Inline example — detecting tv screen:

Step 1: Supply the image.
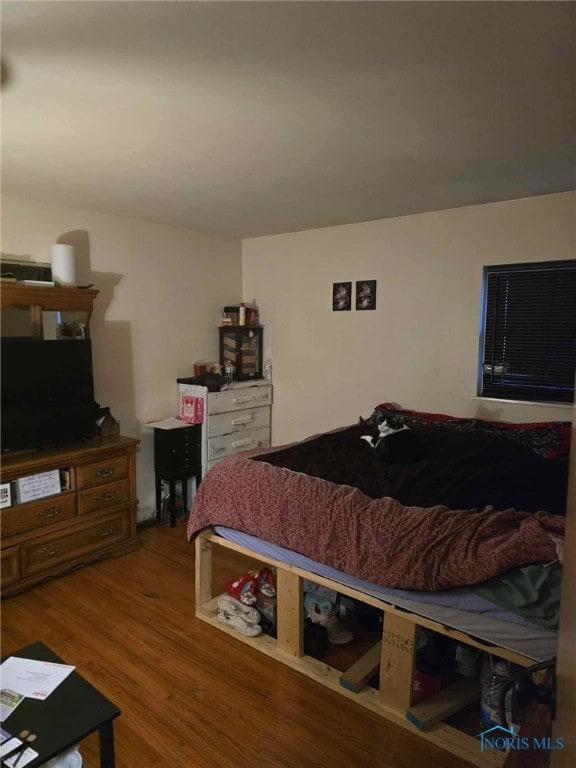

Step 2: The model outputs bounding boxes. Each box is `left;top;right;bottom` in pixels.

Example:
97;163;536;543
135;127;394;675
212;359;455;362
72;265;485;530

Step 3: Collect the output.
1;339;97;452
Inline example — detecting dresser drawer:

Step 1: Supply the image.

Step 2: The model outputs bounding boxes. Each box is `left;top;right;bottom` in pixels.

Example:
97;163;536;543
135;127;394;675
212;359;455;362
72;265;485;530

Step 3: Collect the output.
2;493;76;538
77;455;128;489
1;546;21;587
208;406;270;438
78;479;130;515
21;509;131;577
208;426;271;462
208;385;272;415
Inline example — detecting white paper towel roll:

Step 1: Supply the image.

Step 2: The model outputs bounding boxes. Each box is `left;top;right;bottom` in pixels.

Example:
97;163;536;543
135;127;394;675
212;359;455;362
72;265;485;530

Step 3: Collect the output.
51;244;76;286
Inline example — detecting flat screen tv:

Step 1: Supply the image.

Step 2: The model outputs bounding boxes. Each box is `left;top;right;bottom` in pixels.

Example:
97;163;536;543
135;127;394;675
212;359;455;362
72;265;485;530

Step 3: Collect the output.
1;339;97;452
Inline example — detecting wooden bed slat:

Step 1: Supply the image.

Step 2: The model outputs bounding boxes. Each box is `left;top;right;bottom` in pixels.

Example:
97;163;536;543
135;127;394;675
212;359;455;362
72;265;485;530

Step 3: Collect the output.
276;568;304;658
339;640;382;693
379;612;417;713
407;677;481;731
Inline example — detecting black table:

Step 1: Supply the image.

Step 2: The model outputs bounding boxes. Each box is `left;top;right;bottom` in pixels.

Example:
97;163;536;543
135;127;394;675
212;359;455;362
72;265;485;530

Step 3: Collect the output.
153;423;202;526
1;642;119;768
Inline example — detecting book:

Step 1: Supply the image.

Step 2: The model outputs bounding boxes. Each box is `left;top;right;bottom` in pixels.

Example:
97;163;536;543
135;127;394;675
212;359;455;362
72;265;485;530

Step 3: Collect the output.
17;280;55;287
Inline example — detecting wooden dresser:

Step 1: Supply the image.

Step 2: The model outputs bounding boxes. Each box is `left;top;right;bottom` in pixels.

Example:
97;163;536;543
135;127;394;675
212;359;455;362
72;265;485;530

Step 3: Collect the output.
1;436;140;597
1;283;141;595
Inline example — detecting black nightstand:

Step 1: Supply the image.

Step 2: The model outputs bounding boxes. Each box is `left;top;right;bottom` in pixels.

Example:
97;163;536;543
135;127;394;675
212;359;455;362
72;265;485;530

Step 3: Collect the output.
153;424;202;526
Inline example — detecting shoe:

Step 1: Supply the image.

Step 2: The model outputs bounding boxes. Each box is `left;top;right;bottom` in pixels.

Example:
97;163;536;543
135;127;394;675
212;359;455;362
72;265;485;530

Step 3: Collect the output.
226;572;258;606
308;602;354;645
217;594;261;624
255;567;276;598
217;609;262;637
304;593;333;614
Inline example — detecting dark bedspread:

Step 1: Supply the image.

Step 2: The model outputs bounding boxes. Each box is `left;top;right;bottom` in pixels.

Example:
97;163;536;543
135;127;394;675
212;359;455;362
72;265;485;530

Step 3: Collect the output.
252;423;568;515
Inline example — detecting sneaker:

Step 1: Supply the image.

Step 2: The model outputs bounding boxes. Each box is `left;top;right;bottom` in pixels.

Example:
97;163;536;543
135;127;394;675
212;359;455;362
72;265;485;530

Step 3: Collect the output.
226;572;258;606
255;567;277;598
217;594;261;624
308;602;353;645
217;609;262;637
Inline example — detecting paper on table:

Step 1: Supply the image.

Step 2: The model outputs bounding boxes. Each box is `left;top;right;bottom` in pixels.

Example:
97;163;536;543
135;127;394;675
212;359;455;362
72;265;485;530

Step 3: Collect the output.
145;417;190;430
3;745;39;767
0;657;75;701
0;689;25;721
0;736;23;758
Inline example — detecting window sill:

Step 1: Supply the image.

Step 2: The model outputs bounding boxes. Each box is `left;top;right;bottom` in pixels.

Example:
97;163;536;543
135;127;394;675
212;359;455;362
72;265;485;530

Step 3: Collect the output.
473;396;572;410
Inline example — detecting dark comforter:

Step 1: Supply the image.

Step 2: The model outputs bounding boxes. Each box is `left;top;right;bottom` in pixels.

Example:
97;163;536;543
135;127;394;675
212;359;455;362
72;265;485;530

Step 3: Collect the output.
253;423;568;515
187;423;566;592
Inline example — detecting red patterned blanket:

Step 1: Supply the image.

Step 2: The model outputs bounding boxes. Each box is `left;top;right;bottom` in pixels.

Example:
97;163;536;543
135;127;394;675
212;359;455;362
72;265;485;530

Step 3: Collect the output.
187;451;564;592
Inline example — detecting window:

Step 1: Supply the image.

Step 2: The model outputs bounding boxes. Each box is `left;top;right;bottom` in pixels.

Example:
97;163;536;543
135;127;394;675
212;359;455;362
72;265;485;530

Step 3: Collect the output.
478;260;576;404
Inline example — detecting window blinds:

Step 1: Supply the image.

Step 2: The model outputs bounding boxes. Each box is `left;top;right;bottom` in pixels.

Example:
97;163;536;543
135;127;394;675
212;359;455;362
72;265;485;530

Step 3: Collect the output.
480;260;576;404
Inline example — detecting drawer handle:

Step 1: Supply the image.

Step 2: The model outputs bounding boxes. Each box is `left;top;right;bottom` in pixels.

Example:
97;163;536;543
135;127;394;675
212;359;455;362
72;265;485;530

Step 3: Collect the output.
96;490;116;503
232;396;255;404
95;525;114;537
39;543;62;558
232;415;254;426
232;437;254;449
38;506;61;519
94;466;115;478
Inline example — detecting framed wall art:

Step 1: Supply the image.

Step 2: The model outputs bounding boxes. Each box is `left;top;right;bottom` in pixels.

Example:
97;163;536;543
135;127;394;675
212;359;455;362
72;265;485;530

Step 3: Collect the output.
356;280;377;310
332;281;352;311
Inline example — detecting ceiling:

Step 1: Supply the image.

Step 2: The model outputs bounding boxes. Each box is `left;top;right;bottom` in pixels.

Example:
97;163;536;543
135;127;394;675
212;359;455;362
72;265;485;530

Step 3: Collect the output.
1;1;575;239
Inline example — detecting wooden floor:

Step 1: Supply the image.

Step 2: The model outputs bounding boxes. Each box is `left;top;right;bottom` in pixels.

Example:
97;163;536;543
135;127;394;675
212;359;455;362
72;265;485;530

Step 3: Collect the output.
1;525;476;768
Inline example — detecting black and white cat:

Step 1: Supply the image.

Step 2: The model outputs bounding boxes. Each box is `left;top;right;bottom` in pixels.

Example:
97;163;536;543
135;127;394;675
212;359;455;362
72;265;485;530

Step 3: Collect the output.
361;418;422;463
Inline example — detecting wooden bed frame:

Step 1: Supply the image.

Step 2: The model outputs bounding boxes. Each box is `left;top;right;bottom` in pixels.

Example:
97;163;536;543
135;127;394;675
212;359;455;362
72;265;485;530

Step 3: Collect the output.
195;528;540;768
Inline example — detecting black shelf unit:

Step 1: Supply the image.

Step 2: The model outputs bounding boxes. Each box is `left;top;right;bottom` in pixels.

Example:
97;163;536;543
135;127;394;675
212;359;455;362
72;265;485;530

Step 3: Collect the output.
153;423;202;526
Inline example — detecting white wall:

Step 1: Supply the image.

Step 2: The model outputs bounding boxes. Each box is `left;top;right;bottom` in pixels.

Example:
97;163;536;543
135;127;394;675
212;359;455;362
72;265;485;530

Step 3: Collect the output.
1;195;242;521
242;192;575;446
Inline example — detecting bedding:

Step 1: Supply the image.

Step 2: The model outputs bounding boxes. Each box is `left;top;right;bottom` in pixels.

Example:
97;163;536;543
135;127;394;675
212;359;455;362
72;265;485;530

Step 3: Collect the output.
250;421;568;514
187;406;567;593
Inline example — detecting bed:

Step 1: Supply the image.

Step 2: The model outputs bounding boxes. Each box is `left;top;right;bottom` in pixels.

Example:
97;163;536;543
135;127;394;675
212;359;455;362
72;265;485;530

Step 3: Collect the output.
188;403;569;767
